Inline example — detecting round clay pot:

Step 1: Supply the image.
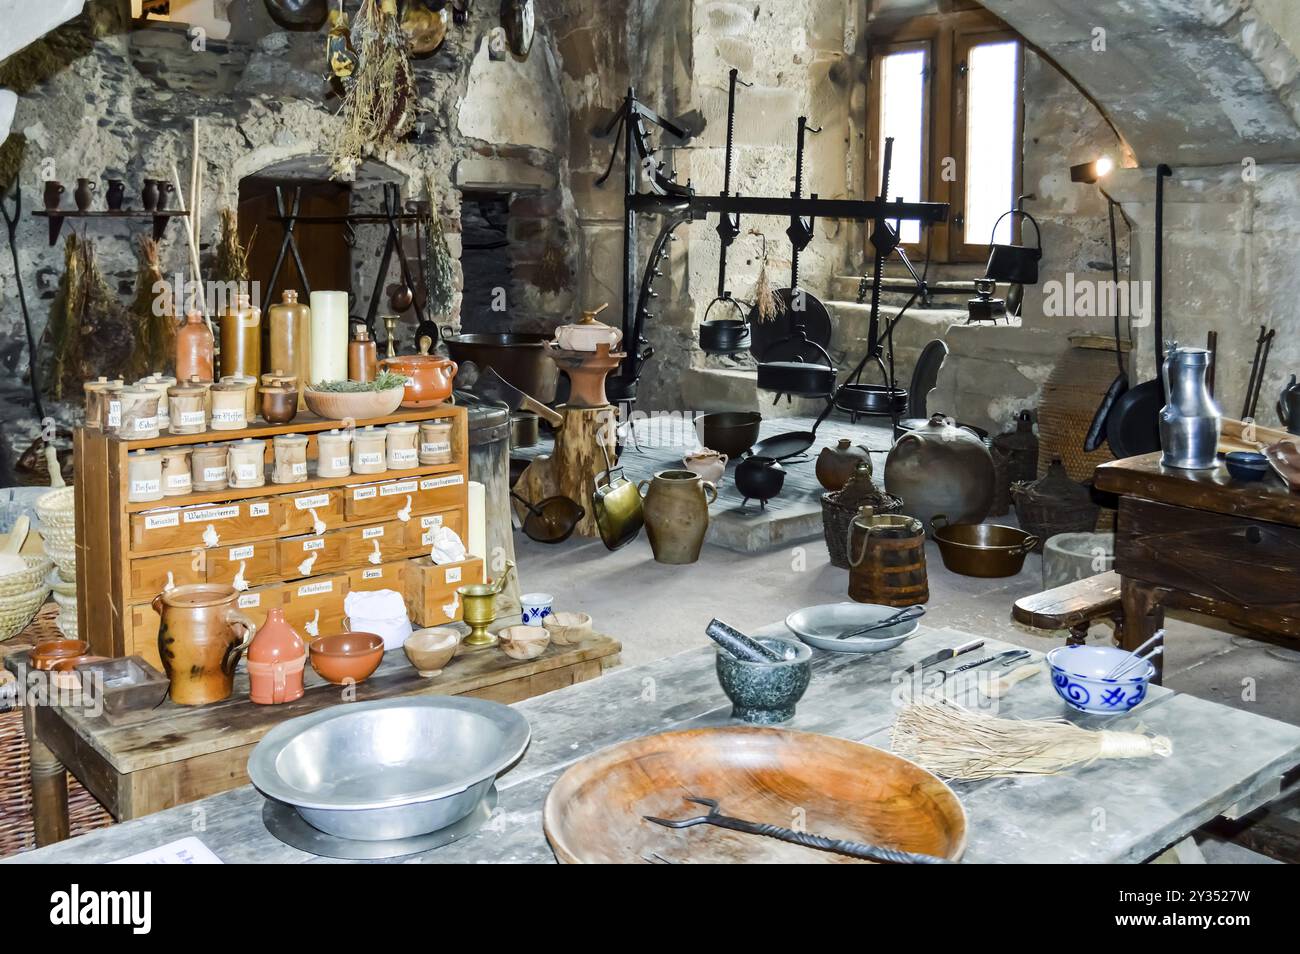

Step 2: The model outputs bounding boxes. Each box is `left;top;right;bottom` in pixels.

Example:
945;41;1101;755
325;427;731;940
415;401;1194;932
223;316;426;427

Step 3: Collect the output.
379;354;458;408
884;413;995;533
637;469;717;565
152;585;256;706
815;438;872;491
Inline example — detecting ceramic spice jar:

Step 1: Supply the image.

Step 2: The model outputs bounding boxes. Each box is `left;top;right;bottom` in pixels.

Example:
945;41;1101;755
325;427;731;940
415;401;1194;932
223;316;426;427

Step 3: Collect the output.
191;443;230;492
137;375;174;431
316;429;353;478
227;438;267;489
260;385;298;426
385;422;419;470
168;378;209;435
246;608;307;706
418;419;454;465
209;381;249;431
83;376;123;429
273;433;310;485
127;450;164;503
97;383;125;433
118;386;161;439
219;374;258;420
352;426;387;475
161;448;193;497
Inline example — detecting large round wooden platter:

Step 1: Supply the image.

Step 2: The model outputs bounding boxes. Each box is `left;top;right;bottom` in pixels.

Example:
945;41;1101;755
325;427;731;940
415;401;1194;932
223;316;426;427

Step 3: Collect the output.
543;727;966;864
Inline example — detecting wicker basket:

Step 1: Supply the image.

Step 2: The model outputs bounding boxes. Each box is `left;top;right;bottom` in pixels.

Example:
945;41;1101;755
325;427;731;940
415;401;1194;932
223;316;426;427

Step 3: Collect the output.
0;555;54;598
0;587;50;642
1011;459;1099;552
1038;335;1126;482
35;486;75;529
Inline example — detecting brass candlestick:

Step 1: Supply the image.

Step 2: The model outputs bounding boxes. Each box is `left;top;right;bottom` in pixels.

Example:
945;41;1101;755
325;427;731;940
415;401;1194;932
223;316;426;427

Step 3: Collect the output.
382;314;399;359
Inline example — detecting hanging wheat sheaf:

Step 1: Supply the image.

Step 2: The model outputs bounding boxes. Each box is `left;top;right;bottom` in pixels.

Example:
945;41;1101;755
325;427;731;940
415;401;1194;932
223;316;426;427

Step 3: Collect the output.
330;0;417;179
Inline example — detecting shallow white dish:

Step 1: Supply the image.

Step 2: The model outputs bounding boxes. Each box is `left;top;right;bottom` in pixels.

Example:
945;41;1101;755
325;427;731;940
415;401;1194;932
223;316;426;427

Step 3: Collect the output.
784;602;921;654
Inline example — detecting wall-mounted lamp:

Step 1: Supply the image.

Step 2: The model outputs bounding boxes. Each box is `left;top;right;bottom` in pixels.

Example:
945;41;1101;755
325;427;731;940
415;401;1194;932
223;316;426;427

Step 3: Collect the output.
1070;156;1114;184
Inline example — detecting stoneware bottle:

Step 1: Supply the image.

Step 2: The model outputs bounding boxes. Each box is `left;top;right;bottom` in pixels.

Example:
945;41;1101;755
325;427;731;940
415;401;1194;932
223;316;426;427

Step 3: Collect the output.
815;438;872;492
267;289;312;407
348;325;378;382
219;293;262;382
175;310;215;383
247;608;306;706
152;584;256;706
637;469;717;565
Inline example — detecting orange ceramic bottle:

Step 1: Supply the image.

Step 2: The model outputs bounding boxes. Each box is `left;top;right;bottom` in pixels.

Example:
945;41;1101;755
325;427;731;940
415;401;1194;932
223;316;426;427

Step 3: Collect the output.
246;608;307;705
175;311;215;383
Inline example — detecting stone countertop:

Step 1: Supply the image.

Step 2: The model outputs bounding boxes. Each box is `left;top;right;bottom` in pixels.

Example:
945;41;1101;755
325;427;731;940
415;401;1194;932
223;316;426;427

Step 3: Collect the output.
10;622;1300;864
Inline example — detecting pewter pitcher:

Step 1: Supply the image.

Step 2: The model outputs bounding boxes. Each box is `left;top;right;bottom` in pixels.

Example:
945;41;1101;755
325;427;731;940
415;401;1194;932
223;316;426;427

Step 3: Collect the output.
1159;346;1220;469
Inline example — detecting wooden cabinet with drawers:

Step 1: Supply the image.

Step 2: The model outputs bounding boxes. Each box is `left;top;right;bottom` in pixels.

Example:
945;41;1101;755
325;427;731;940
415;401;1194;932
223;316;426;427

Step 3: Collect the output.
75;405;472;659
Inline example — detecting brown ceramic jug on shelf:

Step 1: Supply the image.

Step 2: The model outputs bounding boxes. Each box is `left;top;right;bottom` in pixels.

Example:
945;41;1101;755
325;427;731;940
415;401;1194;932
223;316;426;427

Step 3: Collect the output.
638;469;717;565
175;310;215;383
153;584;256;706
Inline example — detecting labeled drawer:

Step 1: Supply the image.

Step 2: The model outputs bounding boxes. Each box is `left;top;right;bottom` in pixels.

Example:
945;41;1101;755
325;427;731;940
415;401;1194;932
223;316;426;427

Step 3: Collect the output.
232;582;287;628
282;574;348;639
405;556;484;627
276;488;346;535
278;531;349;579
340;520;422;569
207;539;280;590
347;560;407;595
344;473;467;522
129;552;206;601
405;507;467;550
130;499;278;554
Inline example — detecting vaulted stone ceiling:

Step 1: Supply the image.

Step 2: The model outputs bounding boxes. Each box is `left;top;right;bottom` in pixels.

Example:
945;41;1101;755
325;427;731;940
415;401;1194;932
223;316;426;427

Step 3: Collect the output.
977;0;1300;166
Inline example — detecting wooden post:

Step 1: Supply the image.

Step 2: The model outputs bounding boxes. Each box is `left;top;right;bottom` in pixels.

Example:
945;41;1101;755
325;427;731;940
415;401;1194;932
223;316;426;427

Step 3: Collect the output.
514;405;617;538
24;704;70;846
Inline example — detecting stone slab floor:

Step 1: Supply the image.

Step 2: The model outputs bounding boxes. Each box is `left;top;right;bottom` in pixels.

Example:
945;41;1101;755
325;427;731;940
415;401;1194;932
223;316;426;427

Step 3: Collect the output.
513;526;1300;863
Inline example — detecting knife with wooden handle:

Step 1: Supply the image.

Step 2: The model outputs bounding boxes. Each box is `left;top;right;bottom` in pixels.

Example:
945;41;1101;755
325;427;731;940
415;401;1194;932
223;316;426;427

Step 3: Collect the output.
902;639;983;675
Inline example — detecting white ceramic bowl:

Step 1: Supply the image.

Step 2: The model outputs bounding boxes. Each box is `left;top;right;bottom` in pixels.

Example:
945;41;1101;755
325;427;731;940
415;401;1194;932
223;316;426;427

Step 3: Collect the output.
1045;645;1154;715
784;602;921;654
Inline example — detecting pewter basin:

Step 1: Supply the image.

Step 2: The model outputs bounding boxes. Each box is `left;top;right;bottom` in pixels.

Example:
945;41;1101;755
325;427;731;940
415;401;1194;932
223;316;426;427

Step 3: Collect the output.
248;697;530;841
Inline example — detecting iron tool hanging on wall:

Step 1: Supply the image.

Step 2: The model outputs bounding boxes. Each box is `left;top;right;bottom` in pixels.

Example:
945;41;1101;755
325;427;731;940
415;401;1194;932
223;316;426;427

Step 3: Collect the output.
500;0;535;59
700;68;753;356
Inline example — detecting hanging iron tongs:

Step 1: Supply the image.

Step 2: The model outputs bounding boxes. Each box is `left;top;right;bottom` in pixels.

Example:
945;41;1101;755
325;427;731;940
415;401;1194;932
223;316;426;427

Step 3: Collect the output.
714;68;752;301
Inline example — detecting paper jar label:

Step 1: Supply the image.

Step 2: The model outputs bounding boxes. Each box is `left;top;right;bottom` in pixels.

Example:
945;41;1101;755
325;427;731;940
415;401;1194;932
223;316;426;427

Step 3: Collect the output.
212;408;243;423
132;416;158;433
234;464;258;481
330;456;349;470
165;474;191;489
291;462;308;476
202;466;226;482
107;401;121;427
357;452;383;467
421;441;451;455
131;479;160;495
391;450;418;465
178;411;206;426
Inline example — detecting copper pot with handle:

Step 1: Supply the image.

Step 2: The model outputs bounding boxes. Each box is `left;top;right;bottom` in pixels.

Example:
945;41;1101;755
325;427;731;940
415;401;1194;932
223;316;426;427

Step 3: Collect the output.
929;515;1037;579
152;584;256;705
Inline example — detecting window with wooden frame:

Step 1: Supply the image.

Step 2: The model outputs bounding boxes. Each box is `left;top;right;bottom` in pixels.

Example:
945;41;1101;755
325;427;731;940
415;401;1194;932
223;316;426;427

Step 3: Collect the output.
866;4;1025;264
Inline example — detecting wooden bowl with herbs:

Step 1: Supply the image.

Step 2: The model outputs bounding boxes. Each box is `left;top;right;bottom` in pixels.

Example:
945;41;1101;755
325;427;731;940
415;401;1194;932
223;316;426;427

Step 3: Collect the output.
304;373;407;421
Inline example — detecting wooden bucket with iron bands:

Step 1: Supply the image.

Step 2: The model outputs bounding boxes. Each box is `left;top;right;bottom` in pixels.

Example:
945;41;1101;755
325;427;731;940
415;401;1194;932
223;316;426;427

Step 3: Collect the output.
847;511;929;608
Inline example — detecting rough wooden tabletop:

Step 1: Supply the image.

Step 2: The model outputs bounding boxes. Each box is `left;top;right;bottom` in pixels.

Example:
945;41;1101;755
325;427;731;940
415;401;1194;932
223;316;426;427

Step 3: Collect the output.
11;622;1300;864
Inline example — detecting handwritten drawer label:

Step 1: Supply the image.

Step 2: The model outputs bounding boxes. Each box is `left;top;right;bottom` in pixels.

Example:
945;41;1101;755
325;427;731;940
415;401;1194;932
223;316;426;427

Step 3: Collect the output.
419;515;446;530
295;493;330;511
301;539;325;552
237;593;261;609
445;567;463;584
362;568;384;580
380;480;418;497
352;487;378;501
144;512;180;530
228;545;255;561
362;526;385;540
185;505;238;524
249;503;270;518
297;580;333;597
421;475;464;490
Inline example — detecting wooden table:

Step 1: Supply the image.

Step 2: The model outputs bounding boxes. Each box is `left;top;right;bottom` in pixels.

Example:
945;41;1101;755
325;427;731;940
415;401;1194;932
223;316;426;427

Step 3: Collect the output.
10;622;1299;864
1094;451;1300;679
5;631;620;847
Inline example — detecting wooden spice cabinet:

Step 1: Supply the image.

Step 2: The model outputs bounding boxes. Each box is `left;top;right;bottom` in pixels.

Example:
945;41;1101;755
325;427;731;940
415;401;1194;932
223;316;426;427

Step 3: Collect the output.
75;406;479;669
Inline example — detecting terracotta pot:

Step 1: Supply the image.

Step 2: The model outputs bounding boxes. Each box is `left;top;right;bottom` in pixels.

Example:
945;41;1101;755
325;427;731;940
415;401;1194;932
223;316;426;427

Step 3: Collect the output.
380;353;458;408
175;310;214;383
247;608;306;705
638;469;717;565
152;584;256;706
884;413;995;533
260;386;298;425
816;438;872;491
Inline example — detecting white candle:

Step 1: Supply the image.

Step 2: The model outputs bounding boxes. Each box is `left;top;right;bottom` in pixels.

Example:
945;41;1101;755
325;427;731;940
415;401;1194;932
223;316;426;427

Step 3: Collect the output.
307;291;349;384
468;480;487;560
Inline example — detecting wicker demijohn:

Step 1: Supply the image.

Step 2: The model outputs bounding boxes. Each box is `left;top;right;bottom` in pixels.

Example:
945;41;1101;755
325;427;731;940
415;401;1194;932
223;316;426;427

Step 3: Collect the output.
993;410;1039;484
847;510;928;607
821;462;902;569
1038;336;1126;481
1011;457;1099;552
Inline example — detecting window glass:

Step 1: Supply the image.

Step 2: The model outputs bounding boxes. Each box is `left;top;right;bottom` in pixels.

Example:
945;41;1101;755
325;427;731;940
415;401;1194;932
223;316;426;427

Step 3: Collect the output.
964;39;1020;246
879;48;927;245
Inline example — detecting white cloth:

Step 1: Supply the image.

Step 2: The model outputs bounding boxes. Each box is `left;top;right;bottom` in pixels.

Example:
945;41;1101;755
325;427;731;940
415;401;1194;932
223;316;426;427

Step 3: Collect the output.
429;526;468;565
343;589;412;651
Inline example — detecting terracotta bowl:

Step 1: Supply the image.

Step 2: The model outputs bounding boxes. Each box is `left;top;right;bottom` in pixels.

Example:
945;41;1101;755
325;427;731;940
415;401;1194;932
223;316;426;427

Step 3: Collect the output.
404;627;461;677
1263;440;1300;491
542;611;592;646
309;632;386;685
499;625;550;661
303;386;405;422
30;639;91;671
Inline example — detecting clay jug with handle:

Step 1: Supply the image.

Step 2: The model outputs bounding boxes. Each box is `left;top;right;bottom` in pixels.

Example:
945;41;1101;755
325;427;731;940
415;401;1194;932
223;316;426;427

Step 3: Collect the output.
247;608;306;705
153;584;256;705
637;469;717;565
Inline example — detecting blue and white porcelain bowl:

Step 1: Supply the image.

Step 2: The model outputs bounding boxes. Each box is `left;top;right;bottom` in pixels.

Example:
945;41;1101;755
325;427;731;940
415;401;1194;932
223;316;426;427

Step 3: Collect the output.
1045;645;1154;715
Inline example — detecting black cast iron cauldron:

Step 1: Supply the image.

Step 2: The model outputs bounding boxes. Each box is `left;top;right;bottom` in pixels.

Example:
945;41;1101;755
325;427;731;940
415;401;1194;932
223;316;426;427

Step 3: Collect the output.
735;456;786;508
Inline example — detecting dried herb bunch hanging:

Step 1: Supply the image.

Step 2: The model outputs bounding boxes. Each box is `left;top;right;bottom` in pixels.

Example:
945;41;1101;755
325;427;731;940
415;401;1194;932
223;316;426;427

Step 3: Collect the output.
125;237;175;381
214;208;256;284
329;0;417;179
44;233;132;399
750;229;781;322
423;176;456;317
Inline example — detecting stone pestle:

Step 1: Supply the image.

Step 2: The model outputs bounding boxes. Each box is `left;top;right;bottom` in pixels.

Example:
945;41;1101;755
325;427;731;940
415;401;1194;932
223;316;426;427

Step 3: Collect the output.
705;619;785;663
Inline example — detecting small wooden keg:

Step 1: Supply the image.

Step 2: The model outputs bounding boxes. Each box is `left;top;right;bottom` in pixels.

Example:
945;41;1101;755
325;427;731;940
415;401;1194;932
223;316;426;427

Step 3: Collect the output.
847;509;929;607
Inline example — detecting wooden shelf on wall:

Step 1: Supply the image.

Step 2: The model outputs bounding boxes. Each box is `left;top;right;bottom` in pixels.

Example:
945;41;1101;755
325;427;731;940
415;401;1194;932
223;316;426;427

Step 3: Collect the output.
32;209;191;245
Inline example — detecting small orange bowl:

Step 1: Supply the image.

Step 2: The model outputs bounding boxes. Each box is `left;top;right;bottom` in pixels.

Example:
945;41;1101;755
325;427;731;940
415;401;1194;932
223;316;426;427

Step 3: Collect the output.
309;632;385;685
30;639;91;671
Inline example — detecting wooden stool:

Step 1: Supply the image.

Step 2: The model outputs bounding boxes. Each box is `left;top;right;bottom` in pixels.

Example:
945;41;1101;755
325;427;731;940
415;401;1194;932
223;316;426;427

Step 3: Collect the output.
1012;570;1125;645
